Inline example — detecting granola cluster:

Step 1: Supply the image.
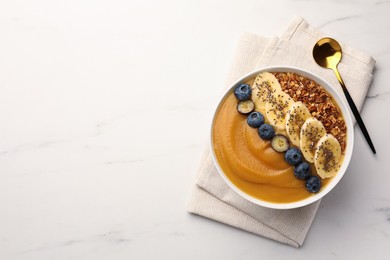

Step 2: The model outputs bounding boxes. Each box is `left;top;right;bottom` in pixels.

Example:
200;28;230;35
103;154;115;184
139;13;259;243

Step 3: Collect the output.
273;72;346;151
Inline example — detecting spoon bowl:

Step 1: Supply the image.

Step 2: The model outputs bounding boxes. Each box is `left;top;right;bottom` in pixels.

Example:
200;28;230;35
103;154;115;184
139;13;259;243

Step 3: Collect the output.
313;38;342;69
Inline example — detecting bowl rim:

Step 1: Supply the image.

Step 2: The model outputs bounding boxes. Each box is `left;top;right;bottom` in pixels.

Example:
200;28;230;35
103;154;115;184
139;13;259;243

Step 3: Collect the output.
210;65;354;209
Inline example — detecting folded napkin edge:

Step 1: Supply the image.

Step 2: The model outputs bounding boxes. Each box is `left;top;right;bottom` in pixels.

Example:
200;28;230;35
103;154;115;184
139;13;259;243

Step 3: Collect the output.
283;16;376;69
186;185;302;247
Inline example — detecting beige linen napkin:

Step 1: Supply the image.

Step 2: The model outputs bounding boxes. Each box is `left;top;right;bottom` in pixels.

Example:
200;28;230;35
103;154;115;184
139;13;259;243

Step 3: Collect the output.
186;17;375;247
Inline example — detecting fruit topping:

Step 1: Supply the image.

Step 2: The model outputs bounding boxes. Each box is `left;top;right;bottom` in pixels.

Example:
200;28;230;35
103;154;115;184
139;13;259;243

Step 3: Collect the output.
237;100;255;114
300;117;327;163
285;147;303;166
286;101;311;147
258;124;275;140
293;162;311;180
271;134;290;152
251;72;281;111
234;83;252;101
305;176;321;193
265;89;294;130
247;111;264;128
314;134;342;179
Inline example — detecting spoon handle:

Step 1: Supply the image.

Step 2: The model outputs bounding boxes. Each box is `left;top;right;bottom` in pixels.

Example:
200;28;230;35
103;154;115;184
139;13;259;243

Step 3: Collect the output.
333;68;376;154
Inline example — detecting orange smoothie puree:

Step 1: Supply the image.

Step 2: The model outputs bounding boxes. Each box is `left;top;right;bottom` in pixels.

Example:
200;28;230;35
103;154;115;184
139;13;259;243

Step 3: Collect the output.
212;92;330;203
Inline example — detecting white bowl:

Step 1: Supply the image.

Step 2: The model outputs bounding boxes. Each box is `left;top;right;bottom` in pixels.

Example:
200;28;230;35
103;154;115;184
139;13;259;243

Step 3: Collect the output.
210;66;354;209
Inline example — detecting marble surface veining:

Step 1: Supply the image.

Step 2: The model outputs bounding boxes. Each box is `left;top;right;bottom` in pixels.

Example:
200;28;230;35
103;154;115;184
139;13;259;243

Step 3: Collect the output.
0;0;389;259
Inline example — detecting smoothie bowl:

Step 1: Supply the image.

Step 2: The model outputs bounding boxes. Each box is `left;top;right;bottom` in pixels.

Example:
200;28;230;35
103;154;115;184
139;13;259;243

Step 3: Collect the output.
210;66;354;209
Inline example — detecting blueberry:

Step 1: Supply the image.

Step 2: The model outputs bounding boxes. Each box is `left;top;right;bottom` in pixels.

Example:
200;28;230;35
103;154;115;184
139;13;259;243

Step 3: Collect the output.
284;147;303;165
247;112;264;128
234;84;251;101
305;176;321;193
258;124;275;140
237;100;254;114
294;162;311;180
271;135;290;152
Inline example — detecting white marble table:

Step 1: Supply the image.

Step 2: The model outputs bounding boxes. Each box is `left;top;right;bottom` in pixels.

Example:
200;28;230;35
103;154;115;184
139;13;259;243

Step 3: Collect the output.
0;0;389;259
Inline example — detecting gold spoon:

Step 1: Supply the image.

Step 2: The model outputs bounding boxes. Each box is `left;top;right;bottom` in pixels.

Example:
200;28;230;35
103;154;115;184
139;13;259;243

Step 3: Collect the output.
313;37;376;154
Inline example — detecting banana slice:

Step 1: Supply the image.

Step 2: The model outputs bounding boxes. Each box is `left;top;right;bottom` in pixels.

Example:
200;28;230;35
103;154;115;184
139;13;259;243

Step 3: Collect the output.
251;72;281;112
265;89;294;130
300;117;326;163
314;134;342;179
285;101;311;147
